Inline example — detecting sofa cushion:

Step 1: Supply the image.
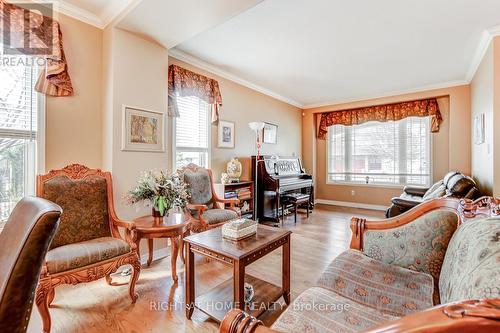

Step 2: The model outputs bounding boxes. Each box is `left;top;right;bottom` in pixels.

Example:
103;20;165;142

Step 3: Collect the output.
46;237;130;274
200;209;238;225
271;287;398;333
423;181;446;200
439;217;500;304
42;175;111;249
363;209;458;303
317;250;434;317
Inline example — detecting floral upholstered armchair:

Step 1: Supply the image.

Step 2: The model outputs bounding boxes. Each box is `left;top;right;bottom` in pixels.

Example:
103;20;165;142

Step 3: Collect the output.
35;164;141;333
179;164;240;234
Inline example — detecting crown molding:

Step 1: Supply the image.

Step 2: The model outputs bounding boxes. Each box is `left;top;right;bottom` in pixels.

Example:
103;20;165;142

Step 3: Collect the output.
52;1;103;28
302;79;469;109
169;49;304;108
465;25;500;82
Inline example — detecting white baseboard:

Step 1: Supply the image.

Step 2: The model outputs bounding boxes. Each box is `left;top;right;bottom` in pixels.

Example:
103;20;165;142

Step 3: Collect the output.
315;199;387;211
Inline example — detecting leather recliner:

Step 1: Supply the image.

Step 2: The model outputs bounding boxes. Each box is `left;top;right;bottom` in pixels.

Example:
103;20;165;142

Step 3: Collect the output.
386;171;480;218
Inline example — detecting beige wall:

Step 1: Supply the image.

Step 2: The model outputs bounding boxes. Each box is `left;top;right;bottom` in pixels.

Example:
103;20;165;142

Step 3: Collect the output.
303;85;471;207
471;44;494;195
45;14;103;170
169;58;303;181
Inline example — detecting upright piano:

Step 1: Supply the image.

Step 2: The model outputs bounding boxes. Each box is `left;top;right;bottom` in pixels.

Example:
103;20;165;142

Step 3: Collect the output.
252;155;314;222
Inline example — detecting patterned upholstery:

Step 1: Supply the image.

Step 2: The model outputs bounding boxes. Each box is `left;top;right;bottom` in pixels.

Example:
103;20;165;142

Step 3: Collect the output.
363;209;458;303
200;209;238;225
317;250;434;317
46;237;130;274
42;175;111;249
183;169;214;208
271;287;398;333
439;217;500;304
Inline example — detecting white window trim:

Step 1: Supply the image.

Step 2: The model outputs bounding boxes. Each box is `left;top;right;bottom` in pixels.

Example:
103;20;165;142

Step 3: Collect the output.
171;112;212;172
325;121;434;188
37;92;46;174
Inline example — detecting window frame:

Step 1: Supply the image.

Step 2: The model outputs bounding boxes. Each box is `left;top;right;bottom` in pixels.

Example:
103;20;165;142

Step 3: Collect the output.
171;98;212;172
325;119;433;188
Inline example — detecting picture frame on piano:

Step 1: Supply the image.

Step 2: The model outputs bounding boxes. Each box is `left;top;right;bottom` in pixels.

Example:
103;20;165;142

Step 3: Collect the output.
263;122;278;144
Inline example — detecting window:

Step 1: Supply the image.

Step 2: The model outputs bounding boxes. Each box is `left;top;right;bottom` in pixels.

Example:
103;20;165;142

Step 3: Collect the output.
327;117;431;186
173;95;210;170
0;55;43;220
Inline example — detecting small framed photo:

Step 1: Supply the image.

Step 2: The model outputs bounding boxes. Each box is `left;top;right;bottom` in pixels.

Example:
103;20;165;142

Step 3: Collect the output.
263;122;278;144
474;113;485;145
122;105;165;152
218;120;235;148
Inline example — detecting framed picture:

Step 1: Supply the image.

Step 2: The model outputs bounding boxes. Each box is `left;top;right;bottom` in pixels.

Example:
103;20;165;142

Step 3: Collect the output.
122;105;165;152
263;122;278;144
474;113;485;145
218;120;235;148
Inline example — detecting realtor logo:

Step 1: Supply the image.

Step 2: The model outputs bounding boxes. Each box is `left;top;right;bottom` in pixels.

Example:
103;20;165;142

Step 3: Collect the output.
2;1;54;55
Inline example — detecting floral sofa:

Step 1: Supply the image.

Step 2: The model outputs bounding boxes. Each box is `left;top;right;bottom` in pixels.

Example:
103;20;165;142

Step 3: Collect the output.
220;197;500;333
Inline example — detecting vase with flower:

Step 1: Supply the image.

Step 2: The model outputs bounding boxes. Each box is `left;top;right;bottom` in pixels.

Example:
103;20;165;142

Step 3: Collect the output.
126;170;190;218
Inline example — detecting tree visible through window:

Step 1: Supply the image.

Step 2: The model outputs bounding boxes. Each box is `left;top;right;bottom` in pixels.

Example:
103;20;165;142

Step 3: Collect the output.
174;95;210;170
327;117;431;186
0;55;41;220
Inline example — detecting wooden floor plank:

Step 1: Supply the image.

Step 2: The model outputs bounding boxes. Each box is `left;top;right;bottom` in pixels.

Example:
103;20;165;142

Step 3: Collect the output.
27;204;383;333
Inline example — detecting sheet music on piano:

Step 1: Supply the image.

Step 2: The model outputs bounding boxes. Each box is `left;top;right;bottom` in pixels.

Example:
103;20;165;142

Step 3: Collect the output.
252;155;314;222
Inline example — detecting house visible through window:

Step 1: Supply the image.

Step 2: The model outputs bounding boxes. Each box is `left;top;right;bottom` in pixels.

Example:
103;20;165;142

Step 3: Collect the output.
174;95;210;170
0;55;42;220
327;117;431;186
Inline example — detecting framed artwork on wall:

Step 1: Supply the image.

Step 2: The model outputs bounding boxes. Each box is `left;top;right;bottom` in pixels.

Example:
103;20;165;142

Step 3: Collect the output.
218;120;235;148
263;122;278;144
122;105;165;152
474;113;485;145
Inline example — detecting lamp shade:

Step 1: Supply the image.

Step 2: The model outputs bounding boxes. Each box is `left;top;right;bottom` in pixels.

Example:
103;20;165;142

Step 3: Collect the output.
248;121;265;131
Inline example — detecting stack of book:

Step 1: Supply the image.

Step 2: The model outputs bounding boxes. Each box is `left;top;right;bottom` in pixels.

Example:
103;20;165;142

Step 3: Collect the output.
225;191;238;199
236;187;252;201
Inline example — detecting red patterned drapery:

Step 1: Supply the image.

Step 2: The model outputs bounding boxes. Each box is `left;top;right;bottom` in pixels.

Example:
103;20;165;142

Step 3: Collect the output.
168;64;222;123
1;0;73;96
317;98;442;139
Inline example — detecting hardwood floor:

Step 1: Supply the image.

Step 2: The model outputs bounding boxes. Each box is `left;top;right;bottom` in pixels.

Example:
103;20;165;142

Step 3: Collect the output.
27;205;383;333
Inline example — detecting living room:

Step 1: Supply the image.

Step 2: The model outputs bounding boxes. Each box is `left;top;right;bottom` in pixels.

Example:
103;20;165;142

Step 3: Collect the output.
0;1;499;333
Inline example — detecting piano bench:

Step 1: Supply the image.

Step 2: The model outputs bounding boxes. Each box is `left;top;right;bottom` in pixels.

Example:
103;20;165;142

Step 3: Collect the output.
281;193;311;223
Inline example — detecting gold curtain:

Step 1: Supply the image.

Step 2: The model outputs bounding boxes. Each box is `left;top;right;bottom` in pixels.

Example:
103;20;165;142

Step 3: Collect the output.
317;98;442;139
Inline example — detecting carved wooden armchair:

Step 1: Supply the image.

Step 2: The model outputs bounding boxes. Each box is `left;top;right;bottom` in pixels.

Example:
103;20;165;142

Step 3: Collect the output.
178;164;240;260
219;197;500;333
35;164;141;333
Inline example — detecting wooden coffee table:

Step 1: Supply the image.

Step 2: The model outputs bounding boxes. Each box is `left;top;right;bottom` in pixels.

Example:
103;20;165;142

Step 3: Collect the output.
184;225;291;322
133;213;188;282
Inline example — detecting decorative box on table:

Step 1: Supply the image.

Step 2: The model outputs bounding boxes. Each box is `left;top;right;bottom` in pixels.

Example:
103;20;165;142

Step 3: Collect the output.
222;218;257;241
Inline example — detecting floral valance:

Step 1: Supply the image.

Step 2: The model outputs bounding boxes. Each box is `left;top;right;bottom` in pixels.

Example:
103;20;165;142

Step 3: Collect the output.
317;98;442;139
168;64;222;123
1;0;74;96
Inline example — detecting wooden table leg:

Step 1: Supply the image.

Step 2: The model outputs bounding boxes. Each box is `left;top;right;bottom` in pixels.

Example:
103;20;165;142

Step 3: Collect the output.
170;236;179;282
233;260;245;310
282;235;291;305
185;242;195;319
135;237;142;264
147;239;154;267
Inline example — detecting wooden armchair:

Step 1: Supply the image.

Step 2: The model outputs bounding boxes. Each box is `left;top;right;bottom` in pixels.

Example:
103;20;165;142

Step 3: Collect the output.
35;164;141;333
219;197;500;333
178;164;240;261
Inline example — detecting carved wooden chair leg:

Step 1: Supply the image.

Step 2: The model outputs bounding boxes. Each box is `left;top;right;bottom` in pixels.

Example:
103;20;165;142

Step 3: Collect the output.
128;255;141;303
35;280;52;333
47;288;55;307
180;228;190;264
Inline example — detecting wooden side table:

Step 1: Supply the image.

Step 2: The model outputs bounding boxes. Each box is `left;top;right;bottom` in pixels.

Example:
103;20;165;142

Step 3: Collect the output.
133;213;187;282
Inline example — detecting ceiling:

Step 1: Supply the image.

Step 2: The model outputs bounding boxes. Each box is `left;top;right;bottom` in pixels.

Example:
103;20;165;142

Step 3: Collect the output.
173;0;500;107
48;0;500;108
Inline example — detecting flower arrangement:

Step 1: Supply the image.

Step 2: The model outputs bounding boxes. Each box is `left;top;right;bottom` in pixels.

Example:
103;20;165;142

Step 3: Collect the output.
126;170;190;217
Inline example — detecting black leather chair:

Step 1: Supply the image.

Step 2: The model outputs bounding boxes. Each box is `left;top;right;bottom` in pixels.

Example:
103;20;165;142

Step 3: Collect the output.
386;171;480;217
0;197;62;333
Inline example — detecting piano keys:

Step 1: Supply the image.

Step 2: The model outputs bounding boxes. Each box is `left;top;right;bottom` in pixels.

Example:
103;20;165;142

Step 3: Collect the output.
252;155;314;222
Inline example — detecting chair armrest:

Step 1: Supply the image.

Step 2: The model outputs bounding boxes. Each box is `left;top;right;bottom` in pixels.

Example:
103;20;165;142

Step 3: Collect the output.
112;218;136;231
391;197;421;209
187;203;208;214
217;198;240;208
350;197;460;251
403;185;428;197
220;309;280;333
362;299;500;333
